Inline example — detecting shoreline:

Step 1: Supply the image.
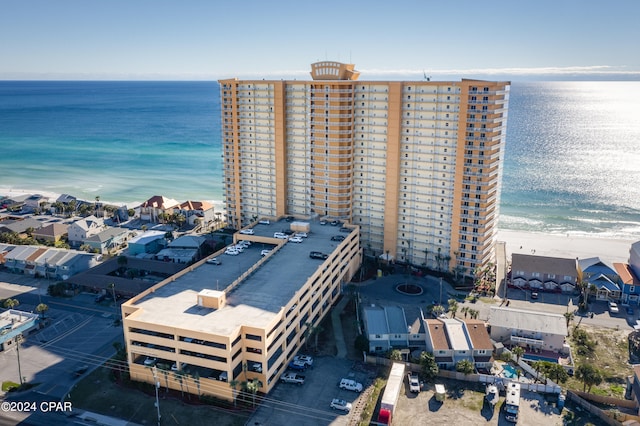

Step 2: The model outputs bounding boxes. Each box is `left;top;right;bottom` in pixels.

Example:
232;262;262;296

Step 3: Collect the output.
2;188;637;264
0;187;223;212
495;229;636;264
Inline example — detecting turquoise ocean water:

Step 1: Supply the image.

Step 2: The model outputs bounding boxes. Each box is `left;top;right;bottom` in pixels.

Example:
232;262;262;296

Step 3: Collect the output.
1;80;639;239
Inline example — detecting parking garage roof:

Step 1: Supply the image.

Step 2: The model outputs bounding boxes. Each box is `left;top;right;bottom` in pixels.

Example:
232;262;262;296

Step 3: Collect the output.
129;219;356;335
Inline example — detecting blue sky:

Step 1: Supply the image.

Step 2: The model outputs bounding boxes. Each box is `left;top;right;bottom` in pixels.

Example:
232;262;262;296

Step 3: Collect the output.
1;0;639;81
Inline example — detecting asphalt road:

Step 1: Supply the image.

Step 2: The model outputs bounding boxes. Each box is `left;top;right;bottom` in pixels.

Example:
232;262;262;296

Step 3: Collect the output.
0;271;124;425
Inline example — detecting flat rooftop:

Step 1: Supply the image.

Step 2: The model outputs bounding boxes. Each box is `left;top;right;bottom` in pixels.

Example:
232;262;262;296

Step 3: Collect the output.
130;219;355;335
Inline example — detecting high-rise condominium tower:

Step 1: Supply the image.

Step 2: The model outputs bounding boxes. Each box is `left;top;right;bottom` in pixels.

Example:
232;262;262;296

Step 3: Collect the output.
219;62;509;275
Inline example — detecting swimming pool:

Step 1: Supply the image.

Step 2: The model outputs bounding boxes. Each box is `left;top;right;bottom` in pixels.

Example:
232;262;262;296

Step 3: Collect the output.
502;364;518;379
522;354;558;363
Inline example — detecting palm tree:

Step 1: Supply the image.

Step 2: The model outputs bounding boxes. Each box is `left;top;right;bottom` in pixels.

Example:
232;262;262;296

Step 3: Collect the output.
3;298;19;310
563;311;575;330
173;371;184;397
245;379;262;407
193;371;201;399
575;364;603;392
448;299;458;318
229;379;240;407
36;303;48;319
512;345;525;363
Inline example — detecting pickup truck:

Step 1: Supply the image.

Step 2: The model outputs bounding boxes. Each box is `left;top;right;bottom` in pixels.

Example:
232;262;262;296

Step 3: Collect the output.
339;378;363;393
288;360;307;371
280;372;305;385
408;373;420;393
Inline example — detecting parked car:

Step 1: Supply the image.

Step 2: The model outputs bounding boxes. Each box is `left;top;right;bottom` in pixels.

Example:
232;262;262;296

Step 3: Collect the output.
319;220;328;225
294;354;314;367
339;227;350;233
258;219;270;225
295;232;308;238
239;229;254;235
206;258;221;265
274;232;288;239
339;378;363;393
531;291;539;299
225;248;239;255
143;357;157;366
233;245;244;252
330;398;352;412
250;362;262;373
288;360;307;371
280;372;305;385
261;249;272;256
330;220;340;226
218;371;228;382
331;235;345;242
285;216;295;222
609;301;619;314
408;373;420;393
309;251;328;260
289;236;303;243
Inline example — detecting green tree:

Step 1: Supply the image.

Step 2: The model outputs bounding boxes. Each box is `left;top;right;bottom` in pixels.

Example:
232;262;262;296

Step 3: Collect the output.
36;303;48;319
389;349;402;361
245;379;262;407
3;298;19;310
456;359;474;375
511;346;525;363
447;298;458;318
542;362;569;384
575;364;603;392
419;351;439;381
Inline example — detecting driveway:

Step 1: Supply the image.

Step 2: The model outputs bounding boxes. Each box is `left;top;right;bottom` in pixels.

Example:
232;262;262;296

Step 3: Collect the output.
248;357;376;426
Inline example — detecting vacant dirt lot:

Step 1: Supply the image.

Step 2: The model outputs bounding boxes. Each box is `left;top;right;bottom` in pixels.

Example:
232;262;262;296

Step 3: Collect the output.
393;379;568;426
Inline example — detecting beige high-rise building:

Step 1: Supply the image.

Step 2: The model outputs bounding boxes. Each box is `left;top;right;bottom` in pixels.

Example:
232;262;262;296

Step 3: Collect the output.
219;62;509;275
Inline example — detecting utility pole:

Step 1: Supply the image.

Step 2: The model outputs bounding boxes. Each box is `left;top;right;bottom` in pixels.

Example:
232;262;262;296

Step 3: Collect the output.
16;335;24;386
152;367;161;426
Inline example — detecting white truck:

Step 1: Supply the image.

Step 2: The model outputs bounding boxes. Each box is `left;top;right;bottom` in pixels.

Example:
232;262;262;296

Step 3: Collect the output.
378;362;405;424
280;372;305;385
339;378;363;392
407;372;420;393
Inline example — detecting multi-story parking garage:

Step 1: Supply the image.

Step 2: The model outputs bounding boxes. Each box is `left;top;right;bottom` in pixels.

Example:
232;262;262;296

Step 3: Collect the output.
121;218;360;401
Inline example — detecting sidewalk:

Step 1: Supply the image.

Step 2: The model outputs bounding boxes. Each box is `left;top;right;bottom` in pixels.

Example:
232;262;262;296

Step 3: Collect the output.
331;295;349;358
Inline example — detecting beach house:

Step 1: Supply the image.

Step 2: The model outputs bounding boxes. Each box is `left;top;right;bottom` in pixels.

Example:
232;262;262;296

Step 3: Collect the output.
578;257;621;302
423;317;493;370
362;305;425;353
67;215;104;247
32;223;68;244
175;201;215;227
489;306;568;355
510;254;578;293
139;195;179;223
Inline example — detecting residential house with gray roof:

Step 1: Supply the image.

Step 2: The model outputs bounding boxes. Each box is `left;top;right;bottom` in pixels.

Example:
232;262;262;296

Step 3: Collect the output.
362;305;424;353
68;215;104;247
32;223;68;244
489;306;568;354
84;227;130;254
511;253;578;293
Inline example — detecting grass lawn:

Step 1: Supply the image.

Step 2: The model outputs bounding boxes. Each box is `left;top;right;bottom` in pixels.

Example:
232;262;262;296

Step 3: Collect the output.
68;366;249;426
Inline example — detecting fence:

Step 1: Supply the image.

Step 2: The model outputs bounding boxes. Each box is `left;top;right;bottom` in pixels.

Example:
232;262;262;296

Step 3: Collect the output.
362;354;561;393
565;390;640;426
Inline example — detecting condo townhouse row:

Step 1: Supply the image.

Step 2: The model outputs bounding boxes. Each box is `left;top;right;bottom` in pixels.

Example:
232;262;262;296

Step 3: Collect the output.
510;240;640;304
122;218;361;402
0;243;98;280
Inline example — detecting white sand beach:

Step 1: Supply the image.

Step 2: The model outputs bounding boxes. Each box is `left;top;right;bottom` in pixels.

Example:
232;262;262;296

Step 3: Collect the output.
496;229;637;264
